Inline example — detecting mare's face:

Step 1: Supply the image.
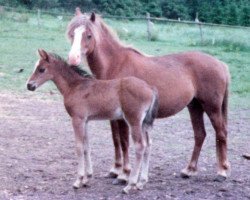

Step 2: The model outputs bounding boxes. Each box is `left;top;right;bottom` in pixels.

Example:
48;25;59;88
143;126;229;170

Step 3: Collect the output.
27;50;54;91
68;25;95;66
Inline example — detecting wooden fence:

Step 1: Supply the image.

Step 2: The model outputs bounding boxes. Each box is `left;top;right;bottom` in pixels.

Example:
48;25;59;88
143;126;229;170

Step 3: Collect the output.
1;5;250;43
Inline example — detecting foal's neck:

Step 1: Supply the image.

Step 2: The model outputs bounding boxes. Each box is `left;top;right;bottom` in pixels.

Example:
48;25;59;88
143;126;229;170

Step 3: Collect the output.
52;63;84;96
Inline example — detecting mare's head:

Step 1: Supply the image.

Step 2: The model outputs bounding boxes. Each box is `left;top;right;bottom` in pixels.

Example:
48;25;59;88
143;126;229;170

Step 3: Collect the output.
27;49;58;91
67;9;98;66
67;8;118;66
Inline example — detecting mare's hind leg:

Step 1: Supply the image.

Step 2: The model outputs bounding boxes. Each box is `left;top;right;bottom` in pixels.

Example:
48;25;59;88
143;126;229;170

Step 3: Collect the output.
108;120;123;178
181;99;206;178
205;108;230;181
113;120;130;185
137;130;151;190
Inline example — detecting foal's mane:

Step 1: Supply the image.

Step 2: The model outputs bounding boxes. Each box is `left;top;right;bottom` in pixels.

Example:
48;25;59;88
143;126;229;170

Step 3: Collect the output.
49;53;93;79
67;13;144;56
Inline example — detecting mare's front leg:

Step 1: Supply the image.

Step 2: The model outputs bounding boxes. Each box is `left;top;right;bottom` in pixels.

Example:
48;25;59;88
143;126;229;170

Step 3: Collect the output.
72;117;91;189
113;120;130;185
108;120;123;178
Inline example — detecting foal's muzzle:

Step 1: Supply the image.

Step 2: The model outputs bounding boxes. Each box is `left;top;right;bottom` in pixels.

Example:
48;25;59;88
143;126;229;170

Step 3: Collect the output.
27;83;36;91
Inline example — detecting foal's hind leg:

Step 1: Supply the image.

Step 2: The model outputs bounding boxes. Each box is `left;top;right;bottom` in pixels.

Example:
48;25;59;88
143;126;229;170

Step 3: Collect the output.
181;100;206;178
113;120;130;185
205;109;230;181
108;120;123;178
137;130;151;190
123;125;146;194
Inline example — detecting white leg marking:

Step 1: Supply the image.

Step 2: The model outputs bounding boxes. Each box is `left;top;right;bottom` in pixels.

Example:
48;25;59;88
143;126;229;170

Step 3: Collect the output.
137;131;151;190
72;118;89;189
123;125;145;194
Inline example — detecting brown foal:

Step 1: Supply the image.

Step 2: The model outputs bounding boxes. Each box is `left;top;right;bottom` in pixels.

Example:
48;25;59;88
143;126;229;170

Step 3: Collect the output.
26;50;158;193
67;9;231;188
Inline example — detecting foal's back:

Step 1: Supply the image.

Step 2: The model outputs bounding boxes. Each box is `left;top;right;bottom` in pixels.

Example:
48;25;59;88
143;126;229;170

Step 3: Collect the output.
64;77;156;121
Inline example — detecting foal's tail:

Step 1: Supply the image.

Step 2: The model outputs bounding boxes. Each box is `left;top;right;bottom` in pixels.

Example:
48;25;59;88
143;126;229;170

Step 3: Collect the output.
143;88;159;129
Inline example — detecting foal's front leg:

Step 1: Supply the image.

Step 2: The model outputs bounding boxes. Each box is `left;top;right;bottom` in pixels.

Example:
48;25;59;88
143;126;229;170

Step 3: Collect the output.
72;117;91;189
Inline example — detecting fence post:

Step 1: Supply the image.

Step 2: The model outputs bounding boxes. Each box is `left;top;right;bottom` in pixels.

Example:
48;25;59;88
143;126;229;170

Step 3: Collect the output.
146;12;152;41
37;9;41;27
195;12;203;44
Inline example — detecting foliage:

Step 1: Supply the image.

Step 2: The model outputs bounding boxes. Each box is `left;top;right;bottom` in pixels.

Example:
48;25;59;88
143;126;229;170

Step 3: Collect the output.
0;0;249;26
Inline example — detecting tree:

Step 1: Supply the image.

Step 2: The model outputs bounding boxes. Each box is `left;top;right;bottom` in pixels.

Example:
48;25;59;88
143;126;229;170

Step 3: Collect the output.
226;3;238;25
240;5;250;26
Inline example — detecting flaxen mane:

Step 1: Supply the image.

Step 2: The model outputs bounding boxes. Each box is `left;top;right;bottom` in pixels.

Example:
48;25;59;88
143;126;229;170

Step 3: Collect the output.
66;13;144;56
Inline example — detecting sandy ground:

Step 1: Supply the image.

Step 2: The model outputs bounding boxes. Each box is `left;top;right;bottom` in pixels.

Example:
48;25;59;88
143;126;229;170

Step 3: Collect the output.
0;92;249;200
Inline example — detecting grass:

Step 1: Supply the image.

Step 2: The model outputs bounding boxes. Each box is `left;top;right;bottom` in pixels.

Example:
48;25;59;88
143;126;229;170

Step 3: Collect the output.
0;11;249;109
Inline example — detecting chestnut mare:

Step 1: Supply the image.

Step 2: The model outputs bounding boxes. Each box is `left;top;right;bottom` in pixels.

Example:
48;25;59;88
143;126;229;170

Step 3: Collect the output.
27;50;158;193
67;10;230;185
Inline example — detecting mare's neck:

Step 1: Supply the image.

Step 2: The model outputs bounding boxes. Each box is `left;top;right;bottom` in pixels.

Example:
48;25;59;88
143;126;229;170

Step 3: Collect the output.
86;33;123;79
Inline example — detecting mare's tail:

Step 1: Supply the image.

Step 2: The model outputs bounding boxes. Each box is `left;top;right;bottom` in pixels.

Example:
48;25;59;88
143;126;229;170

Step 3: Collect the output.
222;83;229;125
143;88;159;129
222;63;230;125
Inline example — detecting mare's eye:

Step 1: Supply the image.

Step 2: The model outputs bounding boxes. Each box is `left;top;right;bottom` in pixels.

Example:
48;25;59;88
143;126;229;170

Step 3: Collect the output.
87;35;92;40
38;68;45;73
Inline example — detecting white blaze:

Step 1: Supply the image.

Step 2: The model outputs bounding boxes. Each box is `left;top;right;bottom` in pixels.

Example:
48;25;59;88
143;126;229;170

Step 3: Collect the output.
68;26;86;65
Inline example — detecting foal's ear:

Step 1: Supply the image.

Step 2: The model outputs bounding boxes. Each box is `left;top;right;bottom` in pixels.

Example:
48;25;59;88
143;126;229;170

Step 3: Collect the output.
75;7;82;16
38;49;49;61
90;12;95;22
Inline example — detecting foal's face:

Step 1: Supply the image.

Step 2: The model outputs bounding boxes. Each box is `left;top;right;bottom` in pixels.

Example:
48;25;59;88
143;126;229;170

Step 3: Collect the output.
27;50;54;91
68;15;96;66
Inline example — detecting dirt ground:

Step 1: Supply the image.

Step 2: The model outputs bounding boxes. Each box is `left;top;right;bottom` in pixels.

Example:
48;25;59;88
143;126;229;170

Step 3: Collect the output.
0;92;249;200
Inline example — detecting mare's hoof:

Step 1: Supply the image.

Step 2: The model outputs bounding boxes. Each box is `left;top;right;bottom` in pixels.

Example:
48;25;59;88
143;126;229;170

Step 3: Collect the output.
214;175;227;182
87;174;93;178
106;172;118;179
180;172;191;179
112;178;127;185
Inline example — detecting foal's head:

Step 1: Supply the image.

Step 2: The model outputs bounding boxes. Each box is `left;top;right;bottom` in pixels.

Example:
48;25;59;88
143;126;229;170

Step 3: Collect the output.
27;49;56;91
27;49;93;91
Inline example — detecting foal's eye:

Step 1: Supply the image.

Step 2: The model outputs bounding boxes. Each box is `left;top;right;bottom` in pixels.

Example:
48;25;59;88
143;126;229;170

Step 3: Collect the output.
87;35;92;40
38;68;45;73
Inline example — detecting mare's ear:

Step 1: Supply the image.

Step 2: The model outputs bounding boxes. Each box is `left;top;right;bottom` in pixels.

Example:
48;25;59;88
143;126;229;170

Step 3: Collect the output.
90;12;95;22
38;49;49;62
75;7;82;16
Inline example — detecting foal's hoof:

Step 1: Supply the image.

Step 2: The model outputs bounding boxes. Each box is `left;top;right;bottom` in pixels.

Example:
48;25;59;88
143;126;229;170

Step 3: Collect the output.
106;172;118;179
112;178;127;185
214;175;227;182
73;182;82;189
